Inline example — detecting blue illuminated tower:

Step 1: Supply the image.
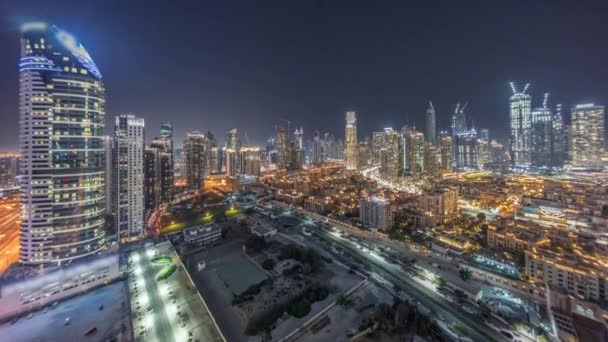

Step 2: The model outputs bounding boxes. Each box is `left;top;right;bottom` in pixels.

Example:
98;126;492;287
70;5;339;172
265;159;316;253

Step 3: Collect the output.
19;23;106;264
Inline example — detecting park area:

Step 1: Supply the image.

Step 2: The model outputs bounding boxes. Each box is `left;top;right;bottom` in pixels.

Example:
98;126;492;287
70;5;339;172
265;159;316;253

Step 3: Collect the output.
159;192;242;235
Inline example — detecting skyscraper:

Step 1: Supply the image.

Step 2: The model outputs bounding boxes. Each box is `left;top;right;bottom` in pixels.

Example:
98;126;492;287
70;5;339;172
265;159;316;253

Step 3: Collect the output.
239;147;261;176
571;104;605;170
425;101;436;144
439;132;453;172
160;121;173;149
454;131;479;170
294;128;304;150
531;93;553;167
114;114;145;240
407;129;424;178
19;23;106;264
552;104;566;167
183;131;207;190
509;82;532;165
311;130;324;166
378;128;402;182
345;111;358;169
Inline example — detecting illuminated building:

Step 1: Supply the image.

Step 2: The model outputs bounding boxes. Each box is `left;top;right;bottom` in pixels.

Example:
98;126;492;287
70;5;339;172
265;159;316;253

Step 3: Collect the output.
345;111;358;169
0;154;19;187
406;129;424;177
423;142;439;177
552;104;566;166
311;130;324;166
294;127;304;150
416;187;458;225
454;131;478;170
509;82;532;165
276;124;290;170
103;136;113;217
451;102;467;138
425;100;436;144
19;23;106;263
571;103;605;170
144;139;173;212
322;133;344;160
183;131;207;190
372;131;385;165
239;147;261;176
378;128;402;182
359;196;393;231
357;141;370;169
531;93;554;167
114;114;145;240
439;132;453;172
225;149;237;176
160;121;173;150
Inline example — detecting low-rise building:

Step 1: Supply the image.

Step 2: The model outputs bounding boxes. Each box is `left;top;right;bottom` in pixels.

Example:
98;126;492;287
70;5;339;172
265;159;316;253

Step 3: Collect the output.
183;224;222;246
359;196;393;231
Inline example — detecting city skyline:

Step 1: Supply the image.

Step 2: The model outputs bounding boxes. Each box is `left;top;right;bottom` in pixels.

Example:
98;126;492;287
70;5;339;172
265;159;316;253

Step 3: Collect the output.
1;0;608;151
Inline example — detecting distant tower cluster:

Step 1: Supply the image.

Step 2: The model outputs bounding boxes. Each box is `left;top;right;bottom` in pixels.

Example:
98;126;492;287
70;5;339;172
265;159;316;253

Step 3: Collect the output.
345;111;358;169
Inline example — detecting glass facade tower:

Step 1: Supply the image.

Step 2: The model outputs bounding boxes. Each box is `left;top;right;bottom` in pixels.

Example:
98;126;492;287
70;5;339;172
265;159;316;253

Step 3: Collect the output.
19;23;106;264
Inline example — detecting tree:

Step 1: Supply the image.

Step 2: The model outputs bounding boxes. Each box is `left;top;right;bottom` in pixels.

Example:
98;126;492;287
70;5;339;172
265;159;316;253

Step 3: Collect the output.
262;259;276;270
287;298;311;318
459;268;471;281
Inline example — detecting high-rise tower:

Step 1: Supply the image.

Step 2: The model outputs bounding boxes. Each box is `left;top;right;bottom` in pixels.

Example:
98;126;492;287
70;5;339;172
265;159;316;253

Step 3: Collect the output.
183;131;207;190
509;82;532;165
425;101;436;144
345;111;358;169
114;114;145;240
19;23;106;264
571;104;605;170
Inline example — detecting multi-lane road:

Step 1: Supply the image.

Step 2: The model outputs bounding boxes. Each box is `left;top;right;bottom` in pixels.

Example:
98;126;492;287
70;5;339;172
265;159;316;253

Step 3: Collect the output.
0;196;20;274
256;202;510;342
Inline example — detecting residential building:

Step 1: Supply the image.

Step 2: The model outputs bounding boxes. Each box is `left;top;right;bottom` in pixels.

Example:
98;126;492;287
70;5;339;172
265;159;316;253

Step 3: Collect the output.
359;196;393;231
19;23;107;264
114;114;145;240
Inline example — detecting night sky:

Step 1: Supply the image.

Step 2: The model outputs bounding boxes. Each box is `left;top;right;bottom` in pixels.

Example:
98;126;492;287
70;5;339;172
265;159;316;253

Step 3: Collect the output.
1;0;607;151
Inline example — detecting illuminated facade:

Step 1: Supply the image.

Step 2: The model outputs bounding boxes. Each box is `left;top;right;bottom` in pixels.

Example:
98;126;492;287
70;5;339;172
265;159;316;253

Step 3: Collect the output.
571;104;605;170
238;147;261;176
439;132;453;172
114;114;145;240
19;23;106;264
509;82;532;165
345;111;358;169
425;100;436;144
183;131;207;190
359;196;393;231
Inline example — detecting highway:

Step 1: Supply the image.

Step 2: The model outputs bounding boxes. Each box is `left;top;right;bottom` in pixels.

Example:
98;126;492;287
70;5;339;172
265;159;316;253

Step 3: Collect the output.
257;203;507;342
0;196;21;274
312;227;505;342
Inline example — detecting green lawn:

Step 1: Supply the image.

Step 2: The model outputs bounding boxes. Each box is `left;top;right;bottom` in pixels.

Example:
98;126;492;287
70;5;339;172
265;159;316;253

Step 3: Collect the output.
160;213;214;234
225;207;242;217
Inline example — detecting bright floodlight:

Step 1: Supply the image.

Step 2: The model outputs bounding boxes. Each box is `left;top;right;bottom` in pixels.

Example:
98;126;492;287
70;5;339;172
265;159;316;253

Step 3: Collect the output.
146;248;155;258
134;266;142;276
144;313;153;328
175;327;188;341
140;293;149;306
132;253;140;262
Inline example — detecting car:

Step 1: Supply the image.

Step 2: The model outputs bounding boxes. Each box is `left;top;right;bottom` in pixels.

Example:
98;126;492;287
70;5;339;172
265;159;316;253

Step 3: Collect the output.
26;313;33;320
64;317;71;326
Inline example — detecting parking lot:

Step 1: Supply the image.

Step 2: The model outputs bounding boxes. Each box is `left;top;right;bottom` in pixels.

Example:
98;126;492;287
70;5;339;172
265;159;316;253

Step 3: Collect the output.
0;281;132;342
127;241;225;342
